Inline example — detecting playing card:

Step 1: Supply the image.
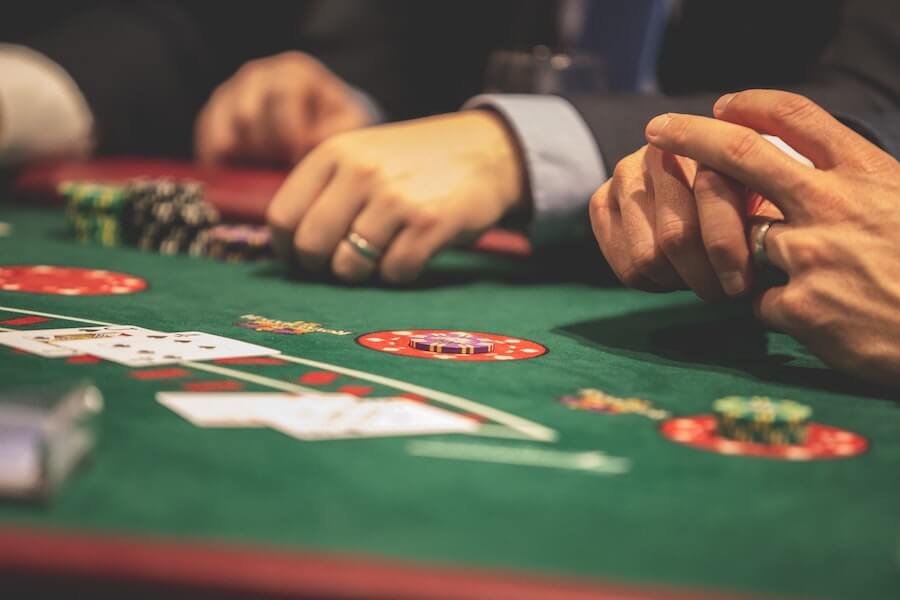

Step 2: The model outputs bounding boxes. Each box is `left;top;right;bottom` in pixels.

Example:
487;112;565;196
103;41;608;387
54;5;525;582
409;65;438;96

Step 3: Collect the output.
252;393;363;439
342;399;480;438
55;330;280;367
0;326;152;358
157;392;357;428
262;397;479;440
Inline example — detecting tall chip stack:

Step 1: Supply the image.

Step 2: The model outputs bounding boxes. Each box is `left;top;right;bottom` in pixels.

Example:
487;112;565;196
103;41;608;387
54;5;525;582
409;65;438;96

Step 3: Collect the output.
124;180;220;254
713;396;811;445
62;178;222;256
62;182;131;247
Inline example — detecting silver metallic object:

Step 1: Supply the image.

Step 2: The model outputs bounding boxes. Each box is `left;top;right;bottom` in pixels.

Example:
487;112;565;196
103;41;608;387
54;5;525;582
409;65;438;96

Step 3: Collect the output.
0;381;103;500
750;219;779;267
345;232;383;262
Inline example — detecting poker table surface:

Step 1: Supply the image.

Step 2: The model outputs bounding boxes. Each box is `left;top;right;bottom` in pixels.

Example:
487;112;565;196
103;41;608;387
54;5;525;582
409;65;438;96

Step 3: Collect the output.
1;204;899;600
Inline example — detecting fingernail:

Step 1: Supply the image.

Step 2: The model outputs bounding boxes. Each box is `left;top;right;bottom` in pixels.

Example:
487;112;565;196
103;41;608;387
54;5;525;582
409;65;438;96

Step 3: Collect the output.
719;270;746;297
645;114;671;139
713;93;736;116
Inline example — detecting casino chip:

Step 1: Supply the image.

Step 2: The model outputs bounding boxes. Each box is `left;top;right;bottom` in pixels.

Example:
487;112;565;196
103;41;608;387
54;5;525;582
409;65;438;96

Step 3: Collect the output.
357;330;547;362
713;396;811;445
659;415;868;461
197;225;273;262
408;332;494;355
0;265;147;296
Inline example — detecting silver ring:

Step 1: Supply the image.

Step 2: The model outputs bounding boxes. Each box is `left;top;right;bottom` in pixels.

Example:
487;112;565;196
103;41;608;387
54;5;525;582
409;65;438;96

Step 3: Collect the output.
345;232;382;262
749;219;779;266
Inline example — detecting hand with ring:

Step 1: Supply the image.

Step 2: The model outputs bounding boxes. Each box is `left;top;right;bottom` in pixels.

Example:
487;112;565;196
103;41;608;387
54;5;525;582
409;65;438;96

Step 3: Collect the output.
640;89;900;386
266;111;526;284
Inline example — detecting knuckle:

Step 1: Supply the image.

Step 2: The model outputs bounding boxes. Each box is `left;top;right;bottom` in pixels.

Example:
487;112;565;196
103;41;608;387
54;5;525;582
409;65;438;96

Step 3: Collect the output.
589;184;612;222
265;203;289;231
723;130;760;163
344;160;379;185
692;169;733;202
381;255;422;284
374;190;410;213
778;288;809;324
630;243;665;276
233;103;258;128
704;234;743;266
279;50;314;69
618;267;649;290
771;93;817;124
293;234;328;261
612;155;640;183
331;255;363;283
657;220;696;255
665;116;691;146
783;237;822;271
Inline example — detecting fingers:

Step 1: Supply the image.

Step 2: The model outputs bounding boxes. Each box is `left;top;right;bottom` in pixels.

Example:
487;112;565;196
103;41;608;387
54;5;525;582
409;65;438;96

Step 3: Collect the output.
692;165;751;296
645;113;813;222
647;147;724;301
292;162;371;271
331;193;407;282
589;177;665;291
755;221;790;272
754;286;794;334
194;51;364;166
616;155;683;289
713;89;876;170
266;144;337;237
380;210;460;284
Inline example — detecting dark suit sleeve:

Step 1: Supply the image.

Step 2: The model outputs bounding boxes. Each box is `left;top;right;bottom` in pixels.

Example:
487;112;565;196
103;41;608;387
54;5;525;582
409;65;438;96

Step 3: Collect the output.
565;0;900;168
838;113;900;159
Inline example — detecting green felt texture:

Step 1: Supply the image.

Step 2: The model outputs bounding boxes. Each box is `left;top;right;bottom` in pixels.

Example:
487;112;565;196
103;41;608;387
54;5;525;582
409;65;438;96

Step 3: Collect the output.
1;207;899;600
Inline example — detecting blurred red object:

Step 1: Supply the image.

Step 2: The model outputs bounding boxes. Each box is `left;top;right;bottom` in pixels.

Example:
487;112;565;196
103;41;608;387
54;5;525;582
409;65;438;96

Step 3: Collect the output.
12;157;286;224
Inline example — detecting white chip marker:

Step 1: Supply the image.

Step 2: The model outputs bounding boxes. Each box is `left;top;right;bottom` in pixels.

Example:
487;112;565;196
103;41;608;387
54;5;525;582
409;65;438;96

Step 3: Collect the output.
406;441;630;475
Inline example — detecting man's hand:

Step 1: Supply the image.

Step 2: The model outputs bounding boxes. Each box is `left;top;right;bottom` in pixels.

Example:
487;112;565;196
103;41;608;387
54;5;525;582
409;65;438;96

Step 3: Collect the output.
266;110;525;284
194;51;372;166
590;131;787;301
645;89;900;385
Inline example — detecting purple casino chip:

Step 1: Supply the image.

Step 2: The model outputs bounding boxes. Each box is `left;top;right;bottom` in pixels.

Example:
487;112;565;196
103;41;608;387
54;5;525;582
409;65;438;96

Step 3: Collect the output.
407;331;495;355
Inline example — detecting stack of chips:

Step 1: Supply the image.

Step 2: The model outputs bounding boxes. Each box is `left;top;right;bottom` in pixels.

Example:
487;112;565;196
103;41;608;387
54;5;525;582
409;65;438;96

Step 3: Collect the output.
194;224;273;262
61;178;276;261
124;180;220;254
714;396;811;445
61;178;230;257
62;182;131;247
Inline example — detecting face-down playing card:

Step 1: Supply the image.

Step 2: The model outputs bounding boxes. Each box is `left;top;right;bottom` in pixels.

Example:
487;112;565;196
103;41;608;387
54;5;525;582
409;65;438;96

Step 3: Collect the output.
53;330;280;366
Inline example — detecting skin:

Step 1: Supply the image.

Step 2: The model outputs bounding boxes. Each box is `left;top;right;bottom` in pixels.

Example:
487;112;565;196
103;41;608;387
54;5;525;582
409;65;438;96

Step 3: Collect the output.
590;128;785;302
606;90;900;385
266;110;525;284
194;51;371;166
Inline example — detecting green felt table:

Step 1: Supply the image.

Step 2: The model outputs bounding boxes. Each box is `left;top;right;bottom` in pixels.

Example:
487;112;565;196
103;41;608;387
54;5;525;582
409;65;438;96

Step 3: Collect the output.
0;206;898;600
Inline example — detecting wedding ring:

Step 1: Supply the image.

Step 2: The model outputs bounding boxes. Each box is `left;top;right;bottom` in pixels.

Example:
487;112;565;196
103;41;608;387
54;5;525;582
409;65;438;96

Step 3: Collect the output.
345;232;383;262
749;218;779;266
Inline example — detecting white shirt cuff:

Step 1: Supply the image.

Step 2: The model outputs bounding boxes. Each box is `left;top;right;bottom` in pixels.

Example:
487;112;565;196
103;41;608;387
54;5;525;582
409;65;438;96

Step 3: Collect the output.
0;44;95;166
463;94;607;245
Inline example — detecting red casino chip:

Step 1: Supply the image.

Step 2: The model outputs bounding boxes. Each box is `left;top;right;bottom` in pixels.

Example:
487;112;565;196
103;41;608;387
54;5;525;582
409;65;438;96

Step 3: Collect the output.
356;329;547;362
659;415;868;461
0;265;147;296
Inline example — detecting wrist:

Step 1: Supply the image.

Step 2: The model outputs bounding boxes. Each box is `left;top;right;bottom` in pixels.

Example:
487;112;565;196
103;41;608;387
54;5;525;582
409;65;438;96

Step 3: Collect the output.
465;110;530;217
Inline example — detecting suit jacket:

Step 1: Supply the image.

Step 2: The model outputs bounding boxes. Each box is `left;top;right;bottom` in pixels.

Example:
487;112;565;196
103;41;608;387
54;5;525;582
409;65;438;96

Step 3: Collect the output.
567;0;900;167
4;0;553;158
841;113;900;159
